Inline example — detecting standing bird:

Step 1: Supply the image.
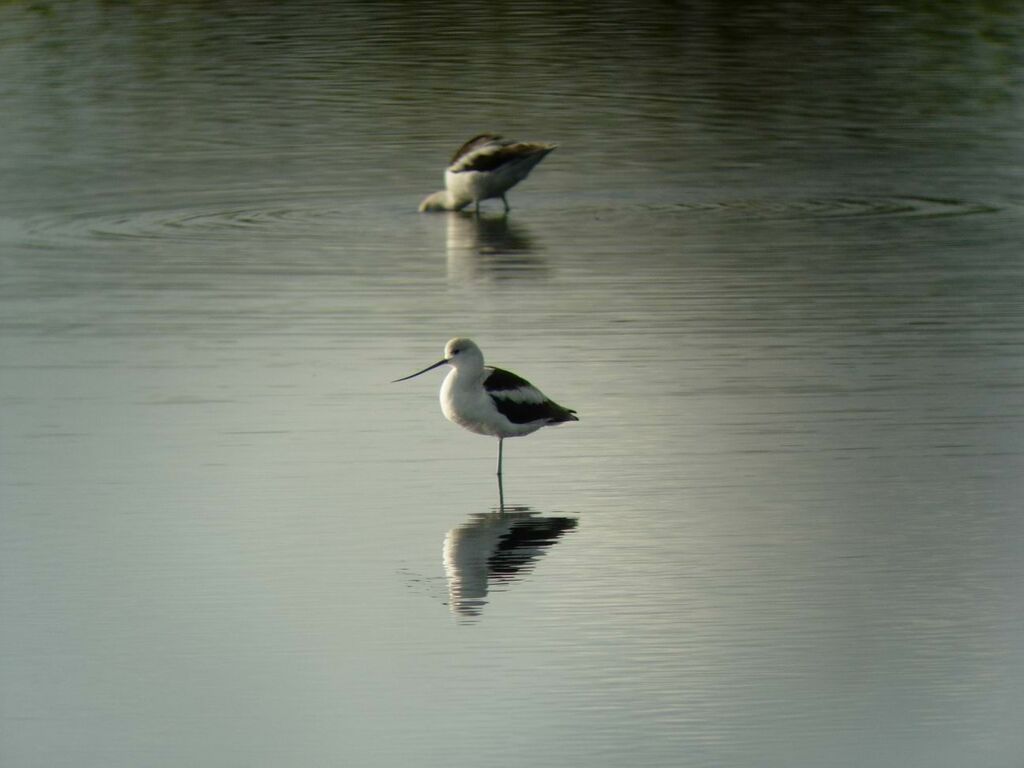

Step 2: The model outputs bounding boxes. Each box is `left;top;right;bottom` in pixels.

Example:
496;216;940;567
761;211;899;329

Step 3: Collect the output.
419;134;556;213
393;338;578;478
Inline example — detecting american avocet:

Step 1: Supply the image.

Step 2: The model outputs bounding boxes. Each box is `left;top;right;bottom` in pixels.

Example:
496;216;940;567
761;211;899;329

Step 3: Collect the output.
419;134;556;214
393;338;578;477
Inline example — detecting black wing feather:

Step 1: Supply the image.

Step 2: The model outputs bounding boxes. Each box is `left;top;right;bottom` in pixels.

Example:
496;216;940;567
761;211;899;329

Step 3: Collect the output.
453;144;554;174
485;367;534;392
450;133;503;165
453;145;520;173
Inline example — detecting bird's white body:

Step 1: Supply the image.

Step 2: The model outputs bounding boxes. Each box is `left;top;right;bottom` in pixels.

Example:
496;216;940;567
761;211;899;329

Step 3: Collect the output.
440;355;555;439
420;134;556;213
393;338;578;478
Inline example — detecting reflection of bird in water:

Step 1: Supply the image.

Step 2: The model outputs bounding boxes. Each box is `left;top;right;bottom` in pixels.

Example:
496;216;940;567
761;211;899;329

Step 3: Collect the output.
444;213;550;282
443;509;578;618
392;338;578;479
419;134;556;213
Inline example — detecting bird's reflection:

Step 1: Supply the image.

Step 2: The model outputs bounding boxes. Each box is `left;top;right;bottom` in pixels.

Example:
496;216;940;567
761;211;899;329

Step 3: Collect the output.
443;507;578;619
443;212;549;281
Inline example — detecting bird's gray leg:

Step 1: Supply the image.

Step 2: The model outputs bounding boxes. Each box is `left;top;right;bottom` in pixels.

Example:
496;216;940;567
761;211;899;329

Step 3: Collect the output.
501;194;510;213
474;199;481;216
496;438;503;477
497;471;505;513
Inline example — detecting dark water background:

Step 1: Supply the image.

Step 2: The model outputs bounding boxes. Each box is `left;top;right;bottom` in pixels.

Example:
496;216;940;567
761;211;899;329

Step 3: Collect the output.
2;2;1023;766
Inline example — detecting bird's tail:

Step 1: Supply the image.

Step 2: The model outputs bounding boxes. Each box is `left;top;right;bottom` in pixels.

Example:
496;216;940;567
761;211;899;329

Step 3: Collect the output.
555;407;579;423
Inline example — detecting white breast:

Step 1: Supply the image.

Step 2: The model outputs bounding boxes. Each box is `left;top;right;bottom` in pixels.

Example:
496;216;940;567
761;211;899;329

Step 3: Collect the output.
440;369;501;436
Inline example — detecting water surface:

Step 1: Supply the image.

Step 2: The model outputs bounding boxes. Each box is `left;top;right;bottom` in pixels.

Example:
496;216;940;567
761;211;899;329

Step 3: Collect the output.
2;3;1023;767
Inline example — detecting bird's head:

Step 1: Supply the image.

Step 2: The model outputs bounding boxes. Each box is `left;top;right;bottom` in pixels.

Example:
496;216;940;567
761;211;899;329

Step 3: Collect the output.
419;191;454;212
392;337;483;382
443;338;483;369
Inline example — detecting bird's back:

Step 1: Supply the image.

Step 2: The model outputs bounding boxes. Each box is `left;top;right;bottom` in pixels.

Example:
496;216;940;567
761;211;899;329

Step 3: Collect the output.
448;138;556;176
450;133;505;165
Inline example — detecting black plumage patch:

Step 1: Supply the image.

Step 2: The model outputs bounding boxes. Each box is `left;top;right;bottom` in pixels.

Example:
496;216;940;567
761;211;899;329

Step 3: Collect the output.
450;133;503;164
490;397;561;424
484;367;534;392
452;145;523;173
451;143;554;174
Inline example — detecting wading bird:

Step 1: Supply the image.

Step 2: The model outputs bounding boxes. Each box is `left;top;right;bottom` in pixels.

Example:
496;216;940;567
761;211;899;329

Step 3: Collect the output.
393;338;578;479
419;134;556;213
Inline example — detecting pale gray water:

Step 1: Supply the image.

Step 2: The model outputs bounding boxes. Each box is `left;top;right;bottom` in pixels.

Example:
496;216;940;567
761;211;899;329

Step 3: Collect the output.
2;2;1023;767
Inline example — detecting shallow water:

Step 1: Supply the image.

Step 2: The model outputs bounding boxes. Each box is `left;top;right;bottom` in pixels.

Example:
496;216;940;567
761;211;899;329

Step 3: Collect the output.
2;2;1023;767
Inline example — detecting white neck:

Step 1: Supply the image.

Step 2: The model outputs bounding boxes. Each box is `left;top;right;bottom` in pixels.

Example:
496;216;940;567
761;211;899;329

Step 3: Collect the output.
419;190;470;212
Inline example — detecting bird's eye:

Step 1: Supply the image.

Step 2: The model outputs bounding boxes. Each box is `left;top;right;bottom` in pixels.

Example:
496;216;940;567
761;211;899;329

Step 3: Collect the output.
451;348;460;355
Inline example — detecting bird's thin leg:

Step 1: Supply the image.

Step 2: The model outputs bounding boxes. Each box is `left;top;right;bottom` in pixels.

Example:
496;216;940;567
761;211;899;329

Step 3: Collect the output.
474;199;481;216
501;194;510;213
496;440;505;511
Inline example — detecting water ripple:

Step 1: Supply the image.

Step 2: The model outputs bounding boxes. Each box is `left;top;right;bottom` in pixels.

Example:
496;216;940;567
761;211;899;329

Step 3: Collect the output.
651;195;1000;220
21;200;364;245
14;195;1000;249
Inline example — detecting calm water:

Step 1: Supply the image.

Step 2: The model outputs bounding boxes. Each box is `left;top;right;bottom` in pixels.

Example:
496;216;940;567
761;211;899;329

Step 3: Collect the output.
2;2;1024;766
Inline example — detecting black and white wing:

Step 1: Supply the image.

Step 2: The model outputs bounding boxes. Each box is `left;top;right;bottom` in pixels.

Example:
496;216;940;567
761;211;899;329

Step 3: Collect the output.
449;133;506;166
484;367;578;425
448;135;555;175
